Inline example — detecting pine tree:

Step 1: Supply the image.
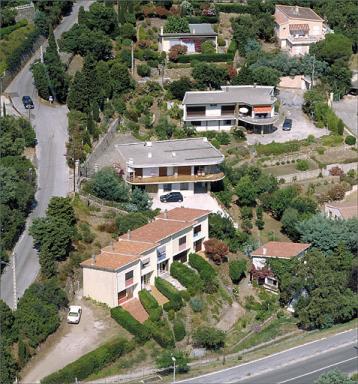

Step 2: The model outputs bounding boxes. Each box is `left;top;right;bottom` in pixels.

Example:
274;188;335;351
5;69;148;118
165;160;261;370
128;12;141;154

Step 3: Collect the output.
44;27;68;102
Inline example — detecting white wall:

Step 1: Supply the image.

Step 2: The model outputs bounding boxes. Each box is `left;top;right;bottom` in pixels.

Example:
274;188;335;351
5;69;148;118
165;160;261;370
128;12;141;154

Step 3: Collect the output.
205;105;221;117
83;268;117;308
116;261;141;298
252;257;267;270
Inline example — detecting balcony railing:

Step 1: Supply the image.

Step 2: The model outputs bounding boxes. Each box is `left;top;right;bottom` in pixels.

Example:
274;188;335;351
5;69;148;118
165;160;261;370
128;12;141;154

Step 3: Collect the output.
187;111;206;117
127;171;224;185
125;278;134;287
238;113;279;125
157;249;167;262
179;242;187;252
193;231;202;239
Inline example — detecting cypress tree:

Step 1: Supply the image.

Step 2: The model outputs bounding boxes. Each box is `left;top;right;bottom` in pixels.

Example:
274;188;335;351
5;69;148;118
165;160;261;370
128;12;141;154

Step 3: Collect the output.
78;6;86;25
67;71;89;112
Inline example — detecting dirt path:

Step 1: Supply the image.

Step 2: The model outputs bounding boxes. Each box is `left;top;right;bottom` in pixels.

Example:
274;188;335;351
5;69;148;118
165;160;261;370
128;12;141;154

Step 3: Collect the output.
20;295;124;383
217;301;244;331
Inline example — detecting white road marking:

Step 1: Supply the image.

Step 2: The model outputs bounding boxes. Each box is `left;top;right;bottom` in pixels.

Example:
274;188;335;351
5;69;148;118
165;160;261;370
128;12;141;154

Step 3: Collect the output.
277;356;357;383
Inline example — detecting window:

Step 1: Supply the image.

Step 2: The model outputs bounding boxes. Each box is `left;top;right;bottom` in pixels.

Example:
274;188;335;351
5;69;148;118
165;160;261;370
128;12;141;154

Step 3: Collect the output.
194;225;201;236
191;121;202;126
180;183;189;190
224;120;232;125
179;236;186;250
187;106;205;116
157;246;166;261
142;258;150;268
125;271;133;280
210;104;217;107
163;184;172;192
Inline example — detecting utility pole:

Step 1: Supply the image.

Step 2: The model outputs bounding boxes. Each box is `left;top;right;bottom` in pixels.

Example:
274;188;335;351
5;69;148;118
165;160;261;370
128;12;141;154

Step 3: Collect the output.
131;41;134;76
40;45;44;64
12;252;17;310
311;54;315;89
73;146;76;193
171;356;176;383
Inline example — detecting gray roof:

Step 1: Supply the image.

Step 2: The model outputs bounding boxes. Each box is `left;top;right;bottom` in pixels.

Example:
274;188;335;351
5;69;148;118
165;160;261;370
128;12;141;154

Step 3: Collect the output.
160;23;217;37
182;86;276;106
276;5;323;21
116;138;224;168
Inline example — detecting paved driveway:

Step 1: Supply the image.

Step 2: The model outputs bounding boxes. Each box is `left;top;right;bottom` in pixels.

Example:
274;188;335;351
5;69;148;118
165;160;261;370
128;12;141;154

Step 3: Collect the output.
247;89;329;145
332;95;358;136
152;193;225;215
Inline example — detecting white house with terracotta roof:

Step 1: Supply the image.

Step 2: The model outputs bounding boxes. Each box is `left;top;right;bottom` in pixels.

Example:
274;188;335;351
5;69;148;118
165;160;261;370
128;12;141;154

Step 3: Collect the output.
81;207;209;307
274;4;329;56
324;201;358;220
250;241;311;291
182;85;279;134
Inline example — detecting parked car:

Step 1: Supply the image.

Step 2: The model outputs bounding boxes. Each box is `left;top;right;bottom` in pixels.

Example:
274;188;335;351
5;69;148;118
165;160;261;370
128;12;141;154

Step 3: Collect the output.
67;305;82;324
282;118;292;131
160;192;183;203
22;96;34;109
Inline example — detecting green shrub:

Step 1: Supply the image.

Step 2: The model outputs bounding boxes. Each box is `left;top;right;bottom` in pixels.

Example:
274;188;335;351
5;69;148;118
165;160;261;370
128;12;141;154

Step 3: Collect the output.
137;63;151;77
295;159;310;171
188;253;218;293
138;290;162;322
168;309;175;321
186;16;218;24
173;319;186;342
110;307;151;343
193;327;225;350
144;319;175;348
321;135;344;147
41;338;135;384
229;260;247;284
177;53;234;64
155;277;183;311
345;135;356;145
227;40;237;56
256;141;300;156
216;131;231;145
0;19;28;39
190;297;204;312
170;261;203;295
180;290;191;301
201;40;216;55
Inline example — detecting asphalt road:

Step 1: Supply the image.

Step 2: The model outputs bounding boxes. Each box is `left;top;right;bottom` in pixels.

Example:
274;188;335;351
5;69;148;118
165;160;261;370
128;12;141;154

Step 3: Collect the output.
178;329;357;384
0;0;93;308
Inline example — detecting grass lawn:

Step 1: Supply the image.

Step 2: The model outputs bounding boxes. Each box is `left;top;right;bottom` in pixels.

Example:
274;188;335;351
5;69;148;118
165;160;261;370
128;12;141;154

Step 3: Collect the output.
264;159;318;177
0;24;35;72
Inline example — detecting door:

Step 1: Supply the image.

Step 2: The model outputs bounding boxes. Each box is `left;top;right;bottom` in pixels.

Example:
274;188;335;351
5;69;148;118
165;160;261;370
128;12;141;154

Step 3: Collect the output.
159;167;167;177
194;239;203;252
118;290;127;304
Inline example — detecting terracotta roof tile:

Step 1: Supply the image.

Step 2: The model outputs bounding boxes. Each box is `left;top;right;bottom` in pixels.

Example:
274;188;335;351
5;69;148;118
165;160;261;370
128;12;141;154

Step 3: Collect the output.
120;219;192;243
157;207;210;222
325;202;358;220
102;239;156;256
275;10;288;25
81;253;138;271
276;5;323;21
251;242;311;259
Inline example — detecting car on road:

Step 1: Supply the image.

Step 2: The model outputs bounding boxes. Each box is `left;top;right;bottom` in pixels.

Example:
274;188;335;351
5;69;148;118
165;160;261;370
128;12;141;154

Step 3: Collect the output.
67;305;82;324
160;192;183;203
282;118;292;131
22;96;34;109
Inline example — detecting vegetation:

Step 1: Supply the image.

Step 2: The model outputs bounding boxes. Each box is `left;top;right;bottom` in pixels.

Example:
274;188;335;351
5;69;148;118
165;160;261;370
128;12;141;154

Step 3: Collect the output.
110;307;151;343
170;261;203;295
41;338;135;384
193;326;225;350
164;16;189;33
204;238;229;264
155;277;183;311
188;253;218;293
173;319;186;342
314;370;356;384
138;290;162;322
229;260;247;284
156;350;189;373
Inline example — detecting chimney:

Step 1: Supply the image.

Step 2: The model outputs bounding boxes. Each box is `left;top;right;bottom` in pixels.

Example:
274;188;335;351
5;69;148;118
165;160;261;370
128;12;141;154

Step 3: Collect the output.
91;254;96;265
164;209;168;219
294;5;299;14
148;152;152;158
172;151;176;157
127;229;131;240
262;247;267;256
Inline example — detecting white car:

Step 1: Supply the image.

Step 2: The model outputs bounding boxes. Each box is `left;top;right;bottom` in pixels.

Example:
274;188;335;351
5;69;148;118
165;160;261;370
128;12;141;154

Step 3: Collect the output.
67;305;82;324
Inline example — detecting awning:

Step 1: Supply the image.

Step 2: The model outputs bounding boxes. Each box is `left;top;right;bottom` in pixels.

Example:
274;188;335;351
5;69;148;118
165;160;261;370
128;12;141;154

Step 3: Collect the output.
289;24;309;32
253;106;272;113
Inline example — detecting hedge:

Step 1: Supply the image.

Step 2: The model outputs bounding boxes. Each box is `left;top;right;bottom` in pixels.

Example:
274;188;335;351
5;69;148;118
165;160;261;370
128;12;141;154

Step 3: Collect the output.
215;3;251;13
145;319;175;348
41;338;135;384
110;307;151;343
256;141;301;156
138;289;162;322
188;253;218;293
155;277;183;311
186;16;219;24
170;261;203;295
0;19;28;39
177;53;234;63
173;319;186;342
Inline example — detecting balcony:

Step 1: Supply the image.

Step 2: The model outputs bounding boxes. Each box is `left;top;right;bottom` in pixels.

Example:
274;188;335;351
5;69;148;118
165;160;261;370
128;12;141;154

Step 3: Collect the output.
125;278;134;287
287;34;320;45
127;171;224;185
238;113;279;126
178;242;187;252
157;248;167;262
193;230;202;239
185;113;235;121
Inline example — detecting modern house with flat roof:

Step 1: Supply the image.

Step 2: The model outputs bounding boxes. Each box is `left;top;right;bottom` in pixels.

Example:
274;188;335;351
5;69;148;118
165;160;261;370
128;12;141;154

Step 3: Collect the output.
275;4;329;56
81;207;210;307
115;137;224;195
159;23;218;54
182;85;279;133
250;241;311;292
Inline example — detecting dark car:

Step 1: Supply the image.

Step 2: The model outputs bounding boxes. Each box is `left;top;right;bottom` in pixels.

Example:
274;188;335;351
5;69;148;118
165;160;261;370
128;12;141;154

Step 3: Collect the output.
160;192;183;203
22;96;34;109
282;118;292;131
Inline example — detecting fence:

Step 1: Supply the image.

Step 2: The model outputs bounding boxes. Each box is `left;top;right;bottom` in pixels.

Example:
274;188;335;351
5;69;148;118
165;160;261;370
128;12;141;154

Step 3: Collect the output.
80;118;119;179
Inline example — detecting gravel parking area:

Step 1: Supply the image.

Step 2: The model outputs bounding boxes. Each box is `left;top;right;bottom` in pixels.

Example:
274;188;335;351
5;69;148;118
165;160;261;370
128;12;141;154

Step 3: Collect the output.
247;89;329;145
152;193;226;215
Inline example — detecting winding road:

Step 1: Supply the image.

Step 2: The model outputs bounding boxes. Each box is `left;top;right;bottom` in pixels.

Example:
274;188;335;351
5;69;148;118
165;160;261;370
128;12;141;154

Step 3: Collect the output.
0;0;93;308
